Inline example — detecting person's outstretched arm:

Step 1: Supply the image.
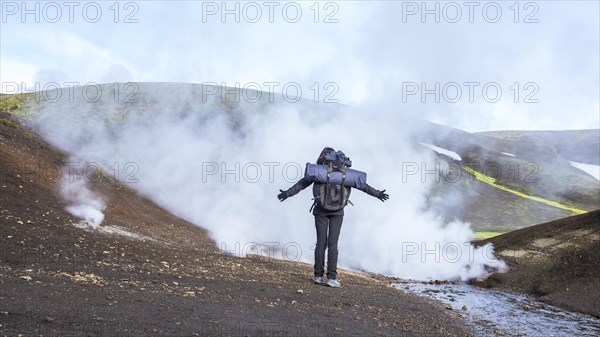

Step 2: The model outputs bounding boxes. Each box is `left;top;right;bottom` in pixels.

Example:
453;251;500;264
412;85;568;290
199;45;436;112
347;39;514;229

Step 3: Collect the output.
359;184;389;202
278;178;312;202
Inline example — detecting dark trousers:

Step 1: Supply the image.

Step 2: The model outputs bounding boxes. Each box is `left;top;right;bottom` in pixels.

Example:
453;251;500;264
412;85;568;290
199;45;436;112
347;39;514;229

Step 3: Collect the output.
314;214;344;280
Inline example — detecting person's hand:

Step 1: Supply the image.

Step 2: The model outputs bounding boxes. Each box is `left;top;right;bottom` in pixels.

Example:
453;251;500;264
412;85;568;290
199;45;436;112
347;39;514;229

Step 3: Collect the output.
377;190;389;202
277;189;289;202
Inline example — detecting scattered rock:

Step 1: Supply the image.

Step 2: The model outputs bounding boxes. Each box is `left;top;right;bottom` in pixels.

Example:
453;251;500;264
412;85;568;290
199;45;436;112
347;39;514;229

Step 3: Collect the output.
183;291;196;298
296;289;304;294
20;275;32;281
462;305;468;311
62;272;106;285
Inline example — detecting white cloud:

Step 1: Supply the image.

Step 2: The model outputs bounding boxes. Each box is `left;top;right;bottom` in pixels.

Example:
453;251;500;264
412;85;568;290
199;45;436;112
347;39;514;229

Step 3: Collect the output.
1;1;598;131
2;27;138;88
0;58;37;91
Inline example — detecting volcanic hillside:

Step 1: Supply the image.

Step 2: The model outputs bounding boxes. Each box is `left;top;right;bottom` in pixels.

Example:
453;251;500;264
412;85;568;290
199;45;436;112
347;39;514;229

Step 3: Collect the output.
2;83;599;234
479;210;600;317
0;111;474;336
410;120;599;232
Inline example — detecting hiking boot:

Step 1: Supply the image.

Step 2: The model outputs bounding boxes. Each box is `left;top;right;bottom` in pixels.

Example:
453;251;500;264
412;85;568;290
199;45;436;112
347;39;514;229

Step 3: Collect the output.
313;277;325;284
326;278;340;288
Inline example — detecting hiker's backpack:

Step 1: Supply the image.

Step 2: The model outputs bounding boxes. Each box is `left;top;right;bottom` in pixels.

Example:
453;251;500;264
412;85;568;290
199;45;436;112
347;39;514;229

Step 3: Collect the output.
311;151;353;211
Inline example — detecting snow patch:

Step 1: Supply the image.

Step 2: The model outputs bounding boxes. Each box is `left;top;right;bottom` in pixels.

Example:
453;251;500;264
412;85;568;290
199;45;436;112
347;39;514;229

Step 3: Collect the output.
569;161;600;180
501;152;516;157
419;143;462;161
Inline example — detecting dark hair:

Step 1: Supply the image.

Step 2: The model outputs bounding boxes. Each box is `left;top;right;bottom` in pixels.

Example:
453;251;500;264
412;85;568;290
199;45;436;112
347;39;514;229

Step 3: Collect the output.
317;147;335;164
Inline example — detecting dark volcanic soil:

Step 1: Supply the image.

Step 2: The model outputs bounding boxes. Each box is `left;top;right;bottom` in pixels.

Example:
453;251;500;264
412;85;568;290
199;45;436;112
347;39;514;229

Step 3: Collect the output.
478;210;600;317
0;111;474;336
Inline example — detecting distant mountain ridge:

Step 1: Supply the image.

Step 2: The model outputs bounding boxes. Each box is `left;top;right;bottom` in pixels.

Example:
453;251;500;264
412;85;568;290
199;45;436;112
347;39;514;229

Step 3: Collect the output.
2;82;598;232
478;130;600;165
410;121;599;231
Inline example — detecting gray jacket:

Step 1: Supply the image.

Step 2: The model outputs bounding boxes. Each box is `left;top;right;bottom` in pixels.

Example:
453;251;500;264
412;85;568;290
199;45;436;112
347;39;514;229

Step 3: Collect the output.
284;178;383;216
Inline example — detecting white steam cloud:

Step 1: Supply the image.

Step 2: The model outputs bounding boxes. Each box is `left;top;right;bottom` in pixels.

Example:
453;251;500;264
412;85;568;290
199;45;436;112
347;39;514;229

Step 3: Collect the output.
30;85;505;281
60;163;106;228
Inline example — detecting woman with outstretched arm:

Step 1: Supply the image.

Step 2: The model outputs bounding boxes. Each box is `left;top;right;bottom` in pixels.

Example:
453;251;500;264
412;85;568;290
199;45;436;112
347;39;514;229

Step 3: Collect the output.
277;147;389;288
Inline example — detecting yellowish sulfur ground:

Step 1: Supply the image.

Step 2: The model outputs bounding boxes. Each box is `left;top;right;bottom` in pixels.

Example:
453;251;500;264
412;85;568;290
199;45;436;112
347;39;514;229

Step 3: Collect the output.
462;167;588;215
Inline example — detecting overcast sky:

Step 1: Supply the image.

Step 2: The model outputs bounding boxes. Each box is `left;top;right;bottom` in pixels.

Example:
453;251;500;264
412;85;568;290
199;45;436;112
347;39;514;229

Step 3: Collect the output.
1;1;599;132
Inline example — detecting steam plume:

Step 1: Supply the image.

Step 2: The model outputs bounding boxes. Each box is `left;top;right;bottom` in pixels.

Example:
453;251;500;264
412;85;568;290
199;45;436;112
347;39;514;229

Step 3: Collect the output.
60;162;106;228
30;84;505;280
